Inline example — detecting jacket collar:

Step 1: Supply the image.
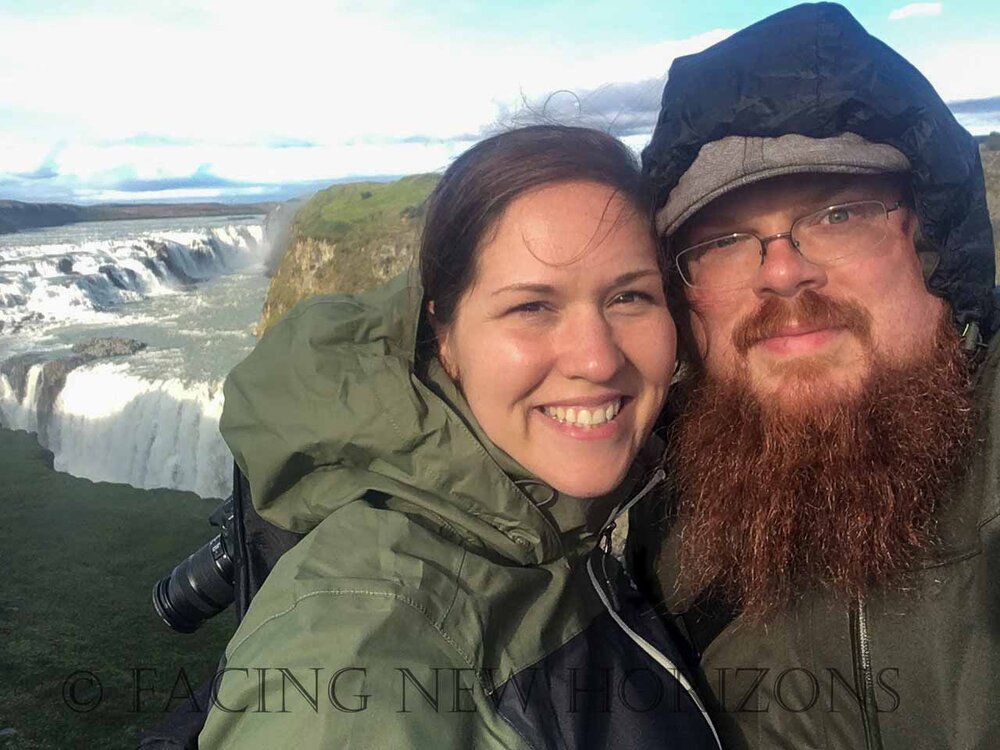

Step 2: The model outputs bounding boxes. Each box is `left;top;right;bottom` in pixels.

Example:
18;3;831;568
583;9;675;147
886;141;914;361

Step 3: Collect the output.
421;354;660;563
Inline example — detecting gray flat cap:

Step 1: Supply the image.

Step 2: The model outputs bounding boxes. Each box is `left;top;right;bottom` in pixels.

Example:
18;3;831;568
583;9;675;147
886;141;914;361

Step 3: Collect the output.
655;132;911;236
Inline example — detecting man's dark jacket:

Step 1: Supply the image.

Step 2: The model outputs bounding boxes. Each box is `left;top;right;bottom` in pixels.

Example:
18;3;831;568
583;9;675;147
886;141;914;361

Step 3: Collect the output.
633;4;1000;749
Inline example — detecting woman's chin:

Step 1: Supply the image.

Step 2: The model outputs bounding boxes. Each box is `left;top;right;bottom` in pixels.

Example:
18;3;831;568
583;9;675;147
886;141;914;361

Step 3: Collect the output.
541;465;629;499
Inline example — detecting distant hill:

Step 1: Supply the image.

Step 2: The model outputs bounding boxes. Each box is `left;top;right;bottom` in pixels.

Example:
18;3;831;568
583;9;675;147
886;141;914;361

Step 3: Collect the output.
258;174;437;334
953;96;1000;116
0;200;274;235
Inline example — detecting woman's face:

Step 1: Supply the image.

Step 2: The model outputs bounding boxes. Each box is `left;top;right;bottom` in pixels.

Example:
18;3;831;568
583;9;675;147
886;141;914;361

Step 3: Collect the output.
435;180;676;498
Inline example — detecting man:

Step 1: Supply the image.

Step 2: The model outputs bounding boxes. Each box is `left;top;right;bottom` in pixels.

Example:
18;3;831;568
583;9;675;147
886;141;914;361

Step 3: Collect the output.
633;4;1000;749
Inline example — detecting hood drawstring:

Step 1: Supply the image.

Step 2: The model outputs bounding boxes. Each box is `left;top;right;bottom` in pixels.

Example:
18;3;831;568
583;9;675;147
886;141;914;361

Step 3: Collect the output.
513;478;557;509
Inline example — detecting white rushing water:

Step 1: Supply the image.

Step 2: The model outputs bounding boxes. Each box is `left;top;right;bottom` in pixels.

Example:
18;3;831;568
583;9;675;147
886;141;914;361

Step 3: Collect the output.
1;362;230;497
0;214;272;498
0;218;263;334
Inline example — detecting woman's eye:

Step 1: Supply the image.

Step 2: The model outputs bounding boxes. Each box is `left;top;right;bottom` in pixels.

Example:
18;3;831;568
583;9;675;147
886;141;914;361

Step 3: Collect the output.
611;290;654;305
509;301;548;315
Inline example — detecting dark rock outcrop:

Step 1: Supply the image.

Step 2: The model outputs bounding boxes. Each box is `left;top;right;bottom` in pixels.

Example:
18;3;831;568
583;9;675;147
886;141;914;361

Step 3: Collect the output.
71;337;147;358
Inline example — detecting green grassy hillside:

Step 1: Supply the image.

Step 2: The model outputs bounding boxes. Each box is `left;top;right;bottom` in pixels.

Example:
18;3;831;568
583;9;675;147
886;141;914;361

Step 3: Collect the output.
293;174;437;244
258;174;437;334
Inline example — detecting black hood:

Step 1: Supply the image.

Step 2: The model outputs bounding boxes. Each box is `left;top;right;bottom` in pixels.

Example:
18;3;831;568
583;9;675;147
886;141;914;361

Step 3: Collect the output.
642;2;999;338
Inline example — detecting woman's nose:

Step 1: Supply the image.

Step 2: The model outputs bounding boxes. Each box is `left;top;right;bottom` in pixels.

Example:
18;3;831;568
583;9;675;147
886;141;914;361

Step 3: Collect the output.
556;310;625;382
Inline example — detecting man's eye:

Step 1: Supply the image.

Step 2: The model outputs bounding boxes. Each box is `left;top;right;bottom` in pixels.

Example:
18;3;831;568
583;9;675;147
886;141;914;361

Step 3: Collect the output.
712;235;743;249
822;207;852;225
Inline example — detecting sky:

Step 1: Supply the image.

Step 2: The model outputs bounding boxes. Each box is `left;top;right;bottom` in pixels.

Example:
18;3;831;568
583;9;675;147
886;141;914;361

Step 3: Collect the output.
0;0;998;204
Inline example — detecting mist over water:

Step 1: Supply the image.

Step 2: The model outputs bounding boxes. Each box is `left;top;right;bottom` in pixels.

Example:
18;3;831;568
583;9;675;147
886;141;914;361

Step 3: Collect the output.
0;215;271;498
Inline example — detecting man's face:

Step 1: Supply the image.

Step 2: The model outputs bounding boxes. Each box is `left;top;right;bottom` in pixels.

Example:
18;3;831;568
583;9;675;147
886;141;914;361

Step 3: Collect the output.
677;173;945;410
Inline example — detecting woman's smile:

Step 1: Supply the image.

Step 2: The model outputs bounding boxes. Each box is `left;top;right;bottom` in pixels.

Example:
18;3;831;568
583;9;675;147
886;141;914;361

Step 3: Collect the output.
540;397;623;428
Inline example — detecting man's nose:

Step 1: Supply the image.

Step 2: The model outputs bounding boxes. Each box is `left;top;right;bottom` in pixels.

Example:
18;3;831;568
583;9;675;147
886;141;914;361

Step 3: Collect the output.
556;309;625;382
752;236;827;297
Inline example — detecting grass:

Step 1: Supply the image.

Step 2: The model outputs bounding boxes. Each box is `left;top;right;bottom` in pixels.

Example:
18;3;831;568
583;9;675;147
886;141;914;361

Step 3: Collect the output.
0;428;235;749
292;173;438;245
259;174;438;333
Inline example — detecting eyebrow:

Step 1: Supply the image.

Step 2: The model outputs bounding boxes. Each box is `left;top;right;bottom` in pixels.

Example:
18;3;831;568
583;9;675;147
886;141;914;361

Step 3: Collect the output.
696;185;868;231
491;269;661;296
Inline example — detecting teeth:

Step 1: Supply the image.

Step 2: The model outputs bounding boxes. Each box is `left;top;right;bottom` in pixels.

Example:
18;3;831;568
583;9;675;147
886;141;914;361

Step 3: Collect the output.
542;399;622;428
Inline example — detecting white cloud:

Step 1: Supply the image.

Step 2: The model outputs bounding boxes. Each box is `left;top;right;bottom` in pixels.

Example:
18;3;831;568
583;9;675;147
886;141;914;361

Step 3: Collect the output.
0;3;733;199
75;186;269;202
889;3;943;21
903;40;1000;100
1;0;995;202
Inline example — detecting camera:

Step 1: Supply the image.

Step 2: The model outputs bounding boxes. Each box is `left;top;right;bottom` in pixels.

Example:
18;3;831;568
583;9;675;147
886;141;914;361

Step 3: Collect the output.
152;497;237;633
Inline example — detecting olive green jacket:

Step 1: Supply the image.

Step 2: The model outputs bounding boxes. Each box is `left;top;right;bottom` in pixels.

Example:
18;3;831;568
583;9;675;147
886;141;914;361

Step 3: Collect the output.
199;274;719;749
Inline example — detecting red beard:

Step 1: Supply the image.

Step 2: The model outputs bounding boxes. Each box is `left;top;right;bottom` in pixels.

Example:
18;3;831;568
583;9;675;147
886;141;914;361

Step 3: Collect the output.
666;299;975;620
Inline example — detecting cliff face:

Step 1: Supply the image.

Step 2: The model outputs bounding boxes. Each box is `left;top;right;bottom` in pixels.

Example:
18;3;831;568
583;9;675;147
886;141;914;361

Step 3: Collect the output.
257;174;437;335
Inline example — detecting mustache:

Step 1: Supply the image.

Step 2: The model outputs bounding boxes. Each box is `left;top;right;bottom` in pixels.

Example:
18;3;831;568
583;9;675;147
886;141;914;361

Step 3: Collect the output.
732;290;873;356
666;310;974;619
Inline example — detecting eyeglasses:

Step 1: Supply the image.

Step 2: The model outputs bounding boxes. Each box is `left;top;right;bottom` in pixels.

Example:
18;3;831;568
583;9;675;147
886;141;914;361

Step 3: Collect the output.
674;199;904;290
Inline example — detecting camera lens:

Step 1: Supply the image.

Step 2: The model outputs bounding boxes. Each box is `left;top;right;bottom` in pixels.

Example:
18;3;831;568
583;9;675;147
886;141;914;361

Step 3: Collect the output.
153;533;236;633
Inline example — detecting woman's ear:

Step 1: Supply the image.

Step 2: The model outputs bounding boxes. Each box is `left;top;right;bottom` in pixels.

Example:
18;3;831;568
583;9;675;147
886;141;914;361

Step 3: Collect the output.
427;300;459;381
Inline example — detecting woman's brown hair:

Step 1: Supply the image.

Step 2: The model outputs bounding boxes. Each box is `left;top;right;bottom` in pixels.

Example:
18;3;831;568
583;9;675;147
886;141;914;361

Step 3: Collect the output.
419;125;659;325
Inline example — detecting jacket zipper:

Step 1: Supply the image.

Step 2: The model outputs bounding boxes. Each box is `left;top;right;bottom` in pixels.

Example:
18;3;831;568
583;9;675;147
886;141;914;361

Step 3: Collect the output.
586;558;723;750
850;595;884;750
587;468;721;748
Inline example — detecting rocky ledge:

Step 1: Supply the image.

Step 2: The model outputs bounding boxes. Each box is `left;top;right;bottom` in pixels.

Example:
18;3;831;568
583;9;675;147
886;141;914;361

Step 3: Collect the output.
71;337;148;358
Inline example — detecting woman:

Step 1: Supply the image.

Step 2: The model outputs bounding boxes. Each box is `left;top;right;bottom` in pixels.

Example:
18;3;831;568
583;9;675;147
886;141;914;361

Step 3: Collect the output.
200;126;720;748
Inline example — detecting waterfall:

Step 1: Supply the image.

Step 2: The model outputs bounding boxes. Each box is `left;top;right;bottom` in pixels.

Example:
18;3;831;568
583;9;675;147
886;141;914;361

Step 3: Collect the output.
0;362;231;499
0;217;268;499
0;223;264;335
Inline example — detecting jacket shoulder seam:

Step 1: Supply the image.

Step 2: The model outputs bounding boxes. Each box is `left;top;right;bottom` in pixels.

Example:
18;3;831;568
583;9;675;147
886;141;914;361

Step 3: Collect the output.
439;547;468;629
